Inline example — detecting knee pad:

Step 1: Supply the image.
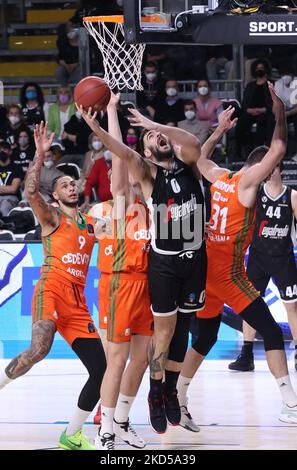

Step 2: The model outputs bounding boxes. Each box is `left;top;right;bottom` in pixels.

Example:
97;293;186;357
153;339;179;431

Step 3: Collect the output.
263;323;284;352
192;315;221;357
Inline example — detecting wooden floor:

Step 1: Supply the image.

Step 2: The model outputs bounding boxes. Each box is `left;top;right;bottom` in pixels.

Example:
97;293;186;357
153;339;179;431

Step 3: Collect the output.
0;358;297;450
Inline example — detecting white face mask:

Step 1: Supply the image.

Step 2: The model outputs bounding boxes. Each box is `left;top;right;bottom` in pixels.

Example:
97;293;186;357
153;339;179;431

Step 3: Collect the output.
282;75;292;86
146;72;157;82
44;160;54;169
116;0;123;6
185;110;196;120
104;150;112;161
9;115;20;125
92;140;103;151
75;111;82;120
166;87;178;97
198;87;209;96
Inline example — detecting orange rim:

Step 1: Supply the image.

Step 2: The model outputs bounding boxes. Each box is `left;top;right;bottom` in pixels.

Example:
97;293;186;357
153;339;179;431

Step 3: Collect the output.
83;13;169;24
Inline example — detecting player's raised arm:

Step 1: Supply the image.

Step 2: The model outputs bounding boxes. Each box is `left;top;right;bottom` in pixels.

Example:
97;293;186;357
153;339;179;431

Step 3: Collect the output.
128;107;201;165
25;122;59;233
78;105;153;200
198;106;237;183
240;84;287;190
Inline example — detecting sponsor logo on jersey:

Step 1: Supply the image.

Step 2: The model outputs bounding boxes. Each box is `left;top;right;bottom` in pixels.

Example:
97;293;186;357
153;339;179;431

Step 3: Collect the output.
134;229;150;241
62;252;90;265
262;196;268;203
87;223;94;234
213;191;228;203
104;244;113;256
188;293;196;303
208;233;230;242
0;171;12;186
88;322;96;333
258;220;290;238
213;180;235;193
169;194;198;222
66;267;85;278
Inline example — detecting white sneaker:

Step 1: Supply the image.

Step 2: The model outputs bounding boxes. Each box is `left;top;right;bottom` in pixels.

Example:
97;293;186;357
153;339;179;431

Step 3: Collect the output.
179;405;200;432
94;428;115;450
114;419;146;448
279;404;297;424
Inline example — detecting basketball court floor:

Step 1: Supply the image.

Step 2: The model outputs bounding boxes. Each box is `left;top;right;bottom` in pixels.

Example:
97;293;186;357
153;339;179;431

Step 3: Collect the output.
1;355;297;451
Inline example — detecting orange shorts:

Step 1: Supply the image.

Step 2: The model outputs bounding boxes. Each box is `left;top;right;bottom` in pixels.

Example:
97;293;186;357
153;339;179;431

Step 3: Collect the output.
198;248;259;319
32;275;99;346
105;272;153;343
98;273;109;331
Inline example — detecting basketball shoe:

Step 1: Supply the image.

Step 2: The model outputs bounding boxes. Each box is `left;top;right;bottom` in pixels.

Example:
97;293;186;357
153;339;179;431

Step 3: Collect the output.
58;429;96;450
113;418;146;448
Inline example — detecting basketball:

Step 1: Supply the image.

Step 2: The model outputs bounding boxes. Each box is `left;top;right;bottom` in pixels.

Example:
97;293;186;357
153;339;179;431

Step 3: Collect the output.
74;76;111;113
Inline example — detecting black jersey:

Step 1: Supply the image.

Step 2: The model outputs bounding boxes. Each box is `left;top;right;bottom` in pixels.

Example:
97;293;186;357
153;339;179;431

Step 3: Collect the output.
147;156;205;254
251;184;294;256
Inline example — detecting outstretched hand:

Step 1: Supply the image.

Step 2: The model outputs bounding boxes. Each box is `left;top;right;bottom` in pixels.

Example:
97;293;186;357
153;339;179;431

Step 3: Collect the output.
268;82;285;116
107;91;121;109
128;107;157;130
76;104;101;134
33;122;55;168
218;106;238;132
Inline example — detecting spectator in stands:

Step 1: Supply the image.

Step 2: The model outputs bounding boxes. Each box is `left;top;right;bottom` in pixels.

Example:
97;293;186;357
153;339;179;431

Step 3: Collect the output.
125;127;139;151
178;100;210;144
275;63;297;140
0;142;22;216
78;132;107;194
0;105;29;149
60;108;92;166
194;78;223;128
56;19;81;86
136;62;164;118
48;86;75;140
81;151;112;211
13;129;36;179
235;59;273;159
153;79;184;124
39;147;65;202
20;82;47;132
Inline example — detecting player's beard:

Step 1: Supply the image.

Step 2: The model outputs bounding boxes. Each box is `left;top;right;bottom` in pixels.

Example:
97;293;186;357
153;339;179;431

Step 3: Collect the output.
153;145;174;162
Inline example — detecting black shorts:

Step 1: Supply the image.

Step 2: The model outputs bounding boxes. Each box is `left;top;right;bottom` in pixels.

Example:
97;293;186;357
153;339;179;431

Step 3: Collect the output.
148;242;207;316
247;248;297;303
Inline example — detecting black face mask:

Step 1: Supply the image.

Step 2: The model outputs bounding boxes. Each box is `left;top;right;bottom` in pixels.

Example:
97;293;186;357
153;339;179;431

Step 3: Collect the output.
0;151;8;162
255;69;266;78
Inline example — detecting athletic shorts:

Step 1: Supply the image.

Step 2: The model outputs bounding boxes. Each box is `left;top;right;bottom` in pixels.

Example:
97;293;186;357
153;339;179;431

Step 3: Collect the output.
148;242;207;317
247;248;297;303
98;273;109;330
198;247;259;319
32;276;99;346
106;272;153;343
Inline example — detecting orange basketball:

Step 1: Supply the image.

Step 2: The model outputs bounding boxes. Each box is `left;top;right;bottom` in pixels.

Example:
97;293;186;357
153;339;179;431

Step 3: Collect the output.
74;76;111;113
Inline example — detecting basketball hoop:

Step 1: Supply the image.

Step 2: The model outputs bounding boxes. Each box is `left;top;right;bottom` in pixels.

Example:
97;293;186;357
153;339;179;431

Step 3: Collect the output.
83;15;146;91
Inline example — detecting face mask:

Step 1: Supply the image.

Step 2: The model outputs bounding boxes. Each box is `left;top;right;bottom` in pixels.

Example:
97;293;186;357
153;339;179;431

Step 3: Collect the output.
8;115;20;125
146;72;157;82
126;135;138;146
19;137;29;147
59;94;70;105
26;90;38;100
104;150;112;161
255;69;266;78
67;30;78;40
75;111;82;120
166;87;178;97
282;75;292;86
198;87;209;96
185;110;196;120
92;141;103;151
44;160;54;169
117;0;123;6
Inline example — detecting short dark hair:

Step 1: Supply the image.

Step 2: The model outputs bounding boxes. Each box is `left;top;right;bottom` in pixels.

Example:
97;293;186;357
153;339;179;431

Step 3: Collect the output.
184;100;197;109
144;61;158;70
244;145;269;167
139;129;150;157
51;174;66;193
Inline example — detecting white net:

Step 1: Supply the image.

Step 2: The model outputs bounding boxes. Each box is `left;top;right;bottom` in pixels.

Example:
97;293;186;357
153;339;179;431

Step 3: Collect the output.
83;18;146;91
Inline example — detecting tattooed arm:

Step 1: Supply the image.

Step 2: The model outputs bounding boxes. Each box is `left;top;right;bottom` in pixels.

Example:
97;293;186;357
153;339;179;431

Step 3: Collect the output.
25;122;59;235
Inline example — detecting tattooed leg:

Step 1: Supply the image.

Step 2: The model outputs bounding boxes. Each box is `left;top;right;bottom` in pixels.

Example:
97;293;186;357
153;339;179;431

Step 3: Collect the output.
148;315;177;380
5;320;56;379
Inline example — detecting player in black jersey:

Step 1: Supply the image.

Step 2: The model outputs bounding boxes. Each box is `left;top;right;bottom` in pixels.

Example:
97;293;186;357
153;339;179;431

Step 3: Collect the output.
79;105;206;434
229;162;297;372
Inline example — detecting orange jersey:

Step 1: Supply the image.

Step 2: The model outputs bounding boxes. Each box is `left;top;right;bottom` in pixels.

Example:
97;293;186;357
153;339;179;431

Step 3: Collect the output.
41;209;96;286
97;198;150;274
208;171;255;256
